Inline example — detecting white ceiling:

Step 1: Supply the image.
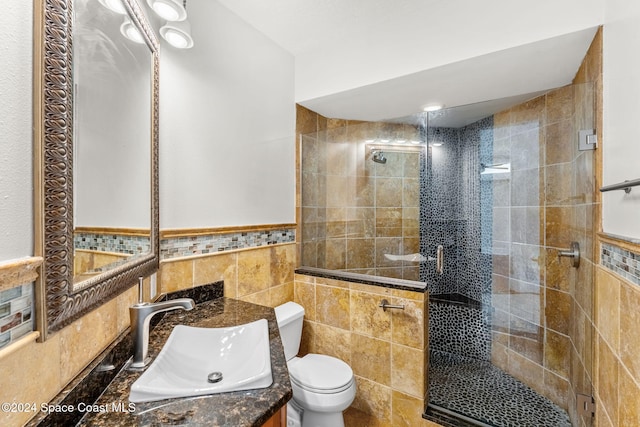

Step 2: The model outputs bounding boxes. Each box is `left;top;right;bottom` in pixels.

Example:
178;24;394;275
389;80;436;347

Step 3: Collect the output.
216;0;446;56
216;0;601;122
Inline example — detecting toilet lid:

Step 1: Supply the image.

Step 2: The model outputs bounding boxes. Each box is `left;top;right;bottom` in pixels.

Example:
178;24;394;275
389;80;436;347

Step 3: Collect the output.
289;354;354;392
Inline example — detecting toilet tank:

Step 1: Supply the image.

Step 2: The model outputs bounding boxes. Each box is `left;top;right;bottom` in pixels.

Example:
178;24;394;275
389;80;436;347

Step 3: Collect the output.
274;302;305;361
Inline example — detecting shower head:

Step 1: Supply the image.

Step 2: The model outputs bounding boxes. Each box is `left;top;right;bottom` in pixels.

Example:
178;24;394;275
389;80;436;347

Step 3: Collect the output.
372;150;387;164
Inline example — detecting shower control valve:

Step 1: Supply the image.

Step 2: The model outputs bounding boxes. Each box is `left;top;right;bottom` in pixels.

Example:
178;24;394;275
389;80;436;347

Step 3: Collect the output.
558;241;580;268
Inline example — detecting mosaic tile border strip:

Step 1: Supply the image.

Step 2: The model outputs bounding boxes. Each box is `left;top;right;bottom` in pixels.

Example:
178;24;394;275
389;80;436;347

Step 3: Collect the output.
74;232;151;255
161;228;296;260
0;283;34;350
601;242;640;286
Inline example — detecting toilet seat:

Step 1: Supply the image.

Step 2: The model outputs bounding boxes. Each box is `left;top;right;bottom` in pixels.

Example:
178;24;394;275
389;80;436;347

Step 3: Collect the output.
288;354;354;394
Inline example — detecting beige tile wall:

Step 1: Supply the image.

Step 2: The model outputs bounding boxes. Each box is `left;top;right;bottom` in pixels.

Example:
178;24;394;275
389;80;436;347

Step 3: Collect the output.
594;264;640;426
294;273;430;426
74;251;127;276
159;243;296;308
594;253;640;426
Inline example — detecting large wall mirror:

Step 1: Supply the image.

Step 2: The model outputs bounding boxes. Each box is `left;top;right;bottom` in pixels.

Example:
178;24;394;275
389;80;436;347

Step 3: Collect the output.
34;0;159;337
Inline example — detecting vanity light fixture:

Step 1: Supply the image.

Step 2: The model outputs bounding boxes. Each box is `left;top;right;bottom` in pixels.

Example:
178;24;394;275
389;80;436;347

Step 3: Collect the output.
98;0;128;14
160;20;194;49
146;0;187;21
120;16;146;44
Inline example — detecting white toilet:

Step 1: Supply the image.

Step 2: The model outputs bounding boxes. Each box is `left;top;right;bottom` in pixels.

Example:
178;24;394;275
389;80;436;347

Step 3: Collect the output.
275;302;356;427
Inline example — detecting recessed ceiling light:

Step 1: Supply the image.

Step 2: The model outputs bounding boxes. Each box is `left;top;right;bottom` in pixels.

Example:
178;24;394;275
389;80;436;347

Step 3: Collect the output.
423;104;443;112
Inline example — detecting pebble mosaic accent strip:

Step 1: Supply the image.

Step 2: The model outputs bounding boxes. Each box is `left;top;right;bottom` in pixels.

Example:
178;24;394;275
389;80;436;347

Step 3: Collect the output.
601;242;640;286
161;229;296;260
74;232;151;255
429;350;571;427
0;283;34;350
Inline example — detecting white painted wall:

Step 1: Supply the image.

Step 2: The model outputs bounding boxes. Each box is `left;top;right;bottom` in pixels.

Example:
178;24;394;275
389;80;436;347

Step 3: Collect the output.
159;0;296;229
0;2;33;260
603;0;640;239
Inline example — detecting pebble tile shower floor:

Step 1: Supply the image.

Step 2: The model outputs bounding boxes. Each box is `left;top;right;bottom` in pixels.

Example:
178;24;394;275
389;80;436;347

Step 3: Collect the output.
427;350;572;427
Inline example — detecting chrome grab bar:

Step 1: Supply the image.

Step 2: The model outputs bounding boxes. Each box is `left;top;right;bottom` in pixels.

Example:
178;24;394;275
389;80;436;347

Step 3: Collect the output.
436;245;444;275
558;241;580;268
599;177;640;193
379;299;405;312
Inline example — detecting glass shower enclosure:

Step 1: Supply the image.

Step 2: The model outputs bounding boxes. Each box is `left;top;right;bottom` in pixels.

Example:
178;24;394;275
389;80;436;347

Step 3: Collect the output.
299;82;596;427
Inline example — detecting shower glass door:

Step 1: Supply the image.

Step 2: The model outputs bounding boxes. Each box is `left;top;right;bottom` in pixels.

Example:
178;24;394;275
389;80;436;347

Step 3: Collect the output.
425;82;596;427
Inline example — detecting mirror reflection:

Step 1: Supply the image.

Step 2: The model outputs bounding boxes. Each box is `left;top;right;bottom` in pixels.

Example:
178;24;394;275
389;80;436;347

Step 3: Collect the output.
72;0;152;286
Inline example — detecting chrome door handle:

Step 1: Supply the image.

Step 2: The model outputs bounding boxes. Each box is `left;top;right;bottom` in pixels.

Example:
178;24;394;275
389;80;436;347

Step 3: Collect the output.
436;245;444;275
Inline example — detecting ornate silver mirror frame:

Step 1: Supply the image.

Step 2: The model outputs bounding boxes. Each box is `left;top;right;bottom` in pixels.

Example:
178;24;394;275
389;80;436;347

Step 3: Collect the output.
33;0;159;337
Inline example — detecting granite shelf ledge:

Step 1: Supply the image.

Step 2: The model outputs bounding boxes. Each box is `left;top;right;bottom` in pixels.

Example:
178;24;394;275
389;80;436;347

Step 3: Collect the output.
29;283;292;427
296;266;427;293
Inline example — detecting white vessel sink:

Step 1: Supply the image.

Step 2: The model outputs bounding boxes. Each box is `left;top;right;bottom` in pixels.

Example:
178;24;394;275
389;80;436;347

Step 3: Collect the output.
129;319;273;403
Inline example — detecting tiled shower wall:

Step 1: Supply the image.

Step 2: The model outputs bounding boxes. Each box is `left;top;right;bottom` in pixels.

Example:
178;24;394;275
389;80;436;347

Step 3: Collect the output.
300;120;423;281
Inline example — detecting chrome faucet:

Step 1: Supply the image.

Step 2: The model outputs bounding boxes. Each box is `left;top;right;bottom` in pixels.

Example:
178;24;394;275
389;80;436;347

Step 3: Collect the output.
128;279;195;369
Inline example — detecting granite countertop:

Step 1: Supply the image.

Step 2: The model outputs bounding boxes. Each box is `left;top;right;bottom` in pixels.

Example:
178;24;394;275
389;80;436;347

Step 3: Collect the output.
29;283;292;427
